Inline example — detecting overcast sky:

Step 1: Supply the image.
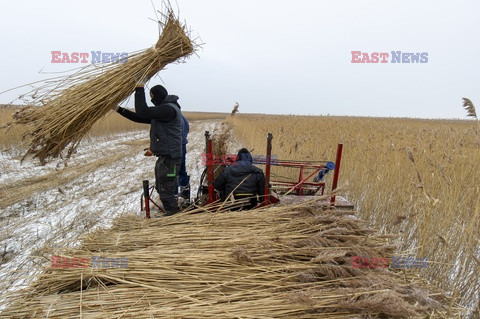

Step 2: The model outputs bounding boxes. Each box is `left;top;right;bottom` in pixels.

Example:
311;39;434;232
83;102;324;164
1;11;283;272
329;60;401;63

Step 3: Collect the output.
0;0;479;118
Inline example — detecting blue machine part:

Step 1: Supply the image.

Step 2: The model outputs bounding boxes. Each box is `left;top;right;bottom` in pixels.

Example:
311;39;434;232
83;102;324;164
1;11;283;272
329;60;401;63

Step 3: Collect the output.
313;161;336;182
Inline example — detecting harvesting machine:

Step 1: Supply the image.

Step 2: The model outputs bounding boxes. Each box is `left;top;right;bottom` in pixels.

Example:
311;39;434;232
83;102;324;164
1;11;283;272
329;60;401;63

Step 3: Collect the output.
141;131;353;217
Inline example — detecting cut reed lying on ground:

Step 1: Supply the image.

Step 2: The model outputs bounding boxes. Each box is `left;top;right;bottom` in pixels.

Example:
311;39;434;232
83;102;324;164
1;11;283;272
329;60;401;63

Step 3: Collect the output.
11;10;195;164
1;200;465;318
226;114;480;315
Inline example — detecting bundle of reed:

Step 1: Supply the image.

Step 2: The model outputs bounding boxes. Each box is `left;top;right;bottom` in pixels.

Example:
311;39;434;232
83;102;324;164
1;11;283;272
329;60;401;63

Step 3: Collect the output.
13;10;195;164
2;199;464;318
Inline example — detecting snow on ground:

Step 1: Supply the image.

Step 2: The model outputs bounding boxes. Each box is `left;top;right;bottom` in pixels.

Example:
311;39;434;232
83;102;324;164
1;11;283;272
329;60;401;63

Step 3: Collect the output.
0;120;222;307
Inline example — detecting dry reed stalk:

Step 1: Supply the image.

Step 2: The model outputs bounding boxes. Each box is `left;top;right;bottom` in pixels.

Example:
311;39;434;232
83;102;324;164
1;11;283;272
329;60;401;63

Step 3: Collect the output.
231;102;239;116
13;10;196;164
462;98;477;119
1;201;465;318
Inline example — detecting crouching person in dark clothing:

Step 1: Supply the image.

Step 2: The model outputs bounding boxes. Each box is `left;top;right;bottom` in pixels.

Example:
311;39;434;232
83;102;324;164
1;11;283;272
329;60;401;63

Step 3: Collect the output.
116;82;183;216
214;148;265;210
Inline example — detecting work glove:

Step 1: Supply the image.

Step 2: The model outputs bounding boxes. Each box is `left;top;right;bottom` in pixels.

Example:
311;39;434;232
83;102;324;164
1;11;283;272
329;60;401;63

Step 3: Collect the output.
144;147;153;157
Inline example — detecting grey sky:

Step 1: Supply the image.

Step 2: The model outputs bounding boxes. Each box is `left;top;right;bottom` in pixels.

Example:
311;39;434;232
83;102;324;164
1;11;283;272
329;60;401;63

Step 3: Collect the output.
0;0;479;118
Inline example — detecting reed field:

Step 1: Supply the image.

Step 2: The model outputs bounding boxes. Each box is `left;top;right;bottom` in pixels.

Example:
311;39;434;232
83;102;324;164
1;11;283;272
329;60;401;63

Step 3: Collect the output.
226;114;480;314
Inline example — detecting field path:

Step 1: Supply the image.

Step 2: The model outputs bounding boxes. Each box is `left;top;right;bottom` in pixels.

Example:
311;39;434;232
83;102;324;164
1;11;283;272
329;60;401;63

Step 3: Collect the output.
0;150;137;210
0;120;221;304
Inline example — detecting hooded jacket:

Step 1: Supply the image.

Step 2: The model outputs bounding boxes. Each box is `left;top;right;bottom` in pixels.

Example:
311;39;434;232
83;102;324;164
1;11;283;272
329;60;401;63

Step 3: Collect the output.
214;160;265;200
117;87;182;158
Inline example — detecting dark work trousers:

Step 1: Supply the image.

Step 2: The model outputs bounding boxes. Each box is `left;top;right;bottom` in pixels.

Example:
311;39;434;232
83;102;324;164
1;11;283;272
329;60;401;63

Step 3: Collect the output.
155;156;182;214
175;144;190;197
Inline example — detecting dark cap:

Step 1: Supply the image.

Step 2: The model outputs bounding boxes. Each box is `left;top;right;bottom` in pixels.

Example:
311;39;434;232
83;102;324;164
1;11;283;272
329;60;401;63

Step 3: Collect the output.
150;85;168;105
237;148;252;163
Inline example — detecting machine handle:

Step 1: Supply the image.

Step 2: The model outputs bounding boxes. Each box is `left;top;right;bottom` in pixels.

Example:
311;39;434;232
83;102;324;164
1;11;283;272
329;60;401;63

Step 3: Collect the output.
143;180;150;199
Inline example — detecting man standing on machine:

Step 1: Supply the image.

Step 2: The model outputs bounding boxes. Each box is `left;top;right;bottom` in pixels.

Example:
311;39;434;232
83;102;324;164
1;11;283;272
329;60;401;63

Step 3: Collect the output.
116;80;182;216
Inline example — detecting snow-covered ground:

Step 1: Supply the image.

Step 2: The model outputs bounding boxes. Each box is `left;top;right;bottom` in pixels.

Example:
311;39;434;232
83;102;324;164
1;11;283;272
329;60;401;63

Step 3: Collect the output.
0;120;222;305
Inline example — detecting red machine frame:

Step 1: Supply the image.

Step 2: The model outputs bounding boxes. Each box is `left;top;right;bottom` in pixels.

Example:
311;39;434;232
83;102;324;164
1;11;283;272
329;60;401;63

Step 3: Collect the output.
203;131;343;207
141;180;165;218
